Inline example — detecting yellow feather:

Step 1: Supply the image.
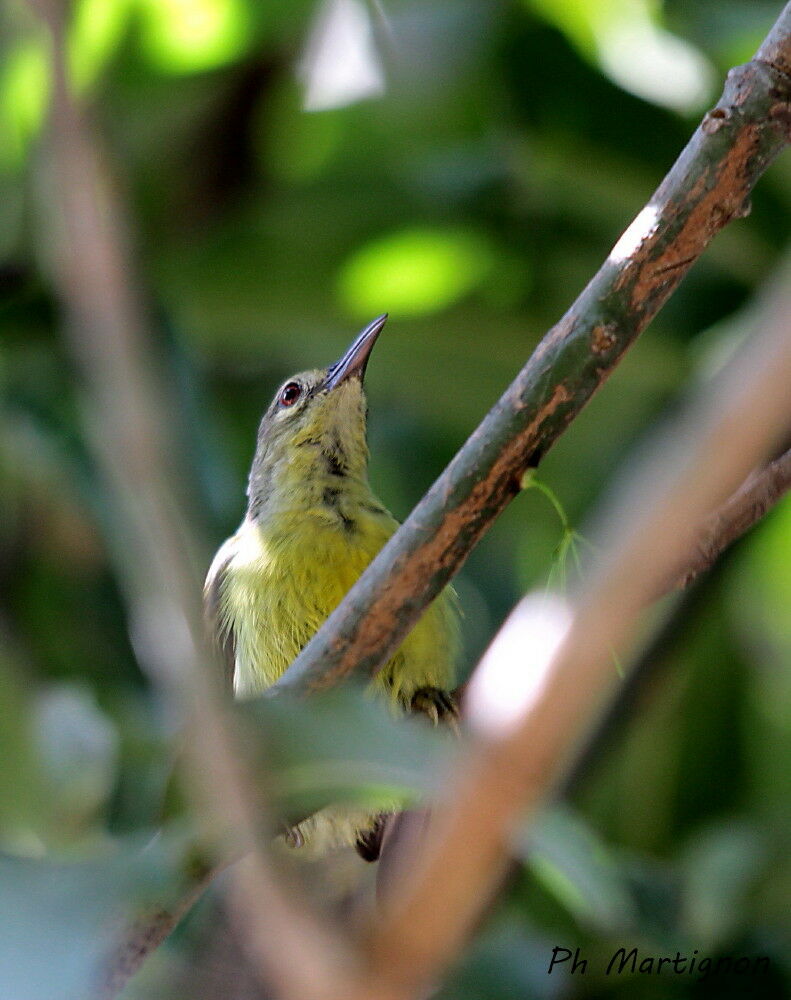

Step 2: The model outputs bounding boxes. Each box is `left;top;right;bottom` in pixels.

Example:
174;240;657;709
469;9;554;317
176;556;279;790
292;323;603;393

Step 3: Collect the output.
218;505;457;702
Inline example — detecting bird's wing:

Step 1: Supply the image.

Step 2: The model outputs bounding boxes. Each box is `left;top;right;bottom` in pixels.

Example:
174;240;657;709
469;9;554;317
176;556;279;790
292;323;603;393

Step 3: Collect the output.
203;538;237;691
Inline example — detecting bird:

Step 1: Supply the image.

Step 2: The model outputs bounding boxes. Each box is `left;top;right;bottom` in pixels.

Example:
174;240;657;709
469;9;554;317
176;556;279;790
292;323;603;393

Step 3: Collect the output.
204;315;459;861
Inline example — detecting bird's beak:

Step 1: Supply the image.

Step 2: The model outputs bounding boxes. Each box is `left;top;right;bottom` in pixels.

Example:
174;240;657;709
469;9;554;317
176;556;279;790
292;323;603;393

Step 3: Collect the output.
325;314;387;390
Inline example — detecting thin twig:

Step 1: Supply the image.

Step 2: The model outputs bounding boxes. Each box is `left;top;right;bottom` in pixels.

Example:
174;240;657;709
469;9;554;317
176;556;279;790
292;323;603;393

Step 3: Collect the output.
100;863;216;1000
676;445;791;588
273;3;791;696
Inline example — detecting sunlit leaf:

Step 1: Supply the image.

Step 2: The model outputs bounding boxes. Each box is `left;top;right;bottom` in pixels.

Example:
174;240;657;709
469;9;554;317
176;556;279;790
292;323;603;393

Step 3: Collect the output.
524;0;715;113
68;0;133;91
0;38;49;169
338;227;494;319
136;0;249;73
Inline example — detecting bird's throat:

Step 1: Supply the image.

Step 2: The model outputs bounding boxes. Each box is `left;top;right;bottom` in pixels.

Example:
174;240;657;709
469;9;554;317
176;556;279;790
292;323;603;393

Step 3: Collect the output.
249;433;376;527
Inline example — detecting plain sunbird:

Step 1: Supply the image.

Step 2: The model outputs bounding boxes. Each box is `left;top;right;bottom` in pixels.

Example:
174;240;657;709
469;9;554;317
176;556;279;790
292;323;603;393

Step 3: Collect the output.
205;315;459;860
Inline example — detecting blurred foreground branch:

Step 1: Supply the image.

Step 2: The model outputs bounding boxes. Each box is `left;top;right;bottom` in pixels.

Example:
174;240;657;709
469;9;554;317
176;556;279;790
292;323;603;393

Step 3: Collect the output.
275;2;791;696
35;4;369;1000
365;260;791;996
101;860;217;1000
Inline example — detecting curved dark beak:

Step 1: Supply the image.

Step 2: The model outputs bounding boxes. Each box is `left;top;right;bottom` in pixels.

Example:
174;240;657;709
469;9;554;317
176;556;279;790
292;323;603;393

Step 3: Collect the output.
325;314;387;390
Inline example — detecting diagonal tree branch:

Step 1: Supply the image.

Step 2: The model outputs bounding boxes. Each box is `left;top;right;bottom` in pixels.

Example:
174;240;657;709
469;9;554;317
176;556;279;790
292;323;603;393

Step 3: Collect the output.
274;3;791;696
365;250;791;1000
33;4;373;1000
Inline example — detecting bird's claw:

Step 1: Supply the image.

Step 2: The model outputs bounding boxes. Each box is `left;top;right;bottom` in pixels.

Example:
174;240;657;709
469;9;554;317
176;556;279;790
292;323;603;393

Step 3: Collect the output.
409;687;459;733
283;823;304;849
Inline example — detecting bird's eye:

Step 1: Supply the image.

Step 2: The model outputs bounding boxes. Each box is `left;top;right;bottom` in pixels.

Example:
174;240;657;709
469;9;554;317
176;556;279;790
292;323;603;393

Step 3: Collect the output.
279;382;302;407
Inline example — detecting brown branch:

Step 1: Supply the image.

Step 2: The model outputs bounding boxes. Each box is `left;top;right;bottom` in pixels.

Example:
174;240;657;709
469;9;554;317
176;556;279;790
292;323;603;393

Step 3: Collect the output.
98;864;215;1000
677;445;791;587
274;2;791;697
364;257;791;997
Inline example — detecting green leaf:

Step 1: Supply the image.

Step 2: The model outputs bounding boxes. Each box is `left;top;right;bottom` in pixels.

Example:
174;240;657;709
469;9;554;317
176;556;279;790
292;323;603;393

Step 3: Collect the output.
0;36;50;170
338;227;495;319
680;822;767;947
523;0;714;113
238;683;459;819
520;804;637;933
136;0;249;74
437;916;565;1000
33;684;119;845
69;0;133;91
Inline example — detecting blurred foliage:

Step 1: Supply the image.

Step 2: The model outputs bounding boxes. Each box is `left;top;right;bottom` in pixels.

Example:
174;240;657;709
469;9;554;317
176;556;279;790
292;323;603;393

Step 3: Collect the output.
0;827;201;1000
1;0;790;997
239;683;457;821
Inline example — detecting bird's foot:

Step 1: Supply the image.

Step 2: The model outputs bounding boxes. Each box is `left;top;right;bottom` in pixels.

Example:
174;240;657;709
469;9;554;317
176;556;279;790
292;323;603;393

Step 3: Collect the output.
408;686;459;731
355;812;390;862
282;823;305;849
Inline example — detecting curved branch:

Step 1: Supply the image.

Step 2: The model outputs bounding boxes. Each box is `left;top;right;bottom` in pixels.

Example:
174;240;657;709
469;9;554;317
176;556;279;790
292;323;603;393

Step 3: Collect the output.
275;6;791;696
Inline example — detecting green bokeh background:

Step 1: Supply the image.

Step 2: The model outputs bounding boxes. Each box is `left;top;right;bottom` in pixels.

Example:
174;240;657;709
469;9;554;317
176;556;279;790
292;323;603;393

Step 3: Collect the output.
1;0;790;997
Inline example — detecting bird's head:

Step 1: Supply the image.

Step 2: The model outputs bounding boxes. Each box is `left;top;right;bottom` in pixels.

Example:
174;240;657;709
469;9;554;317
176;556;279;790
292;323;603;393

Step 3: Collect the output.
247;314;387;518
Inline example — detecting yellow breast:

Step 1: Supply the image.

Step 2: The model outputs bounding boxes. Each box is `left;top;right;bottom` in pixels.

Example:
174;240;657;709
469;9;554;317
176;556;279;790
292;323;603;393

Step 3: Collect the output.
213;508;457;702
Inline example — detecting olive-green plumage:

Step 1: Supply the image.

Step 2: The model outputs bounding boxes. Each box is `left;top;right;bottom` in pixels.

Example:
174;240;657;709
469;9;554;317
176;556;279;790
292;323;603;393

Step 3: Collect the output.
204;316;458;858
